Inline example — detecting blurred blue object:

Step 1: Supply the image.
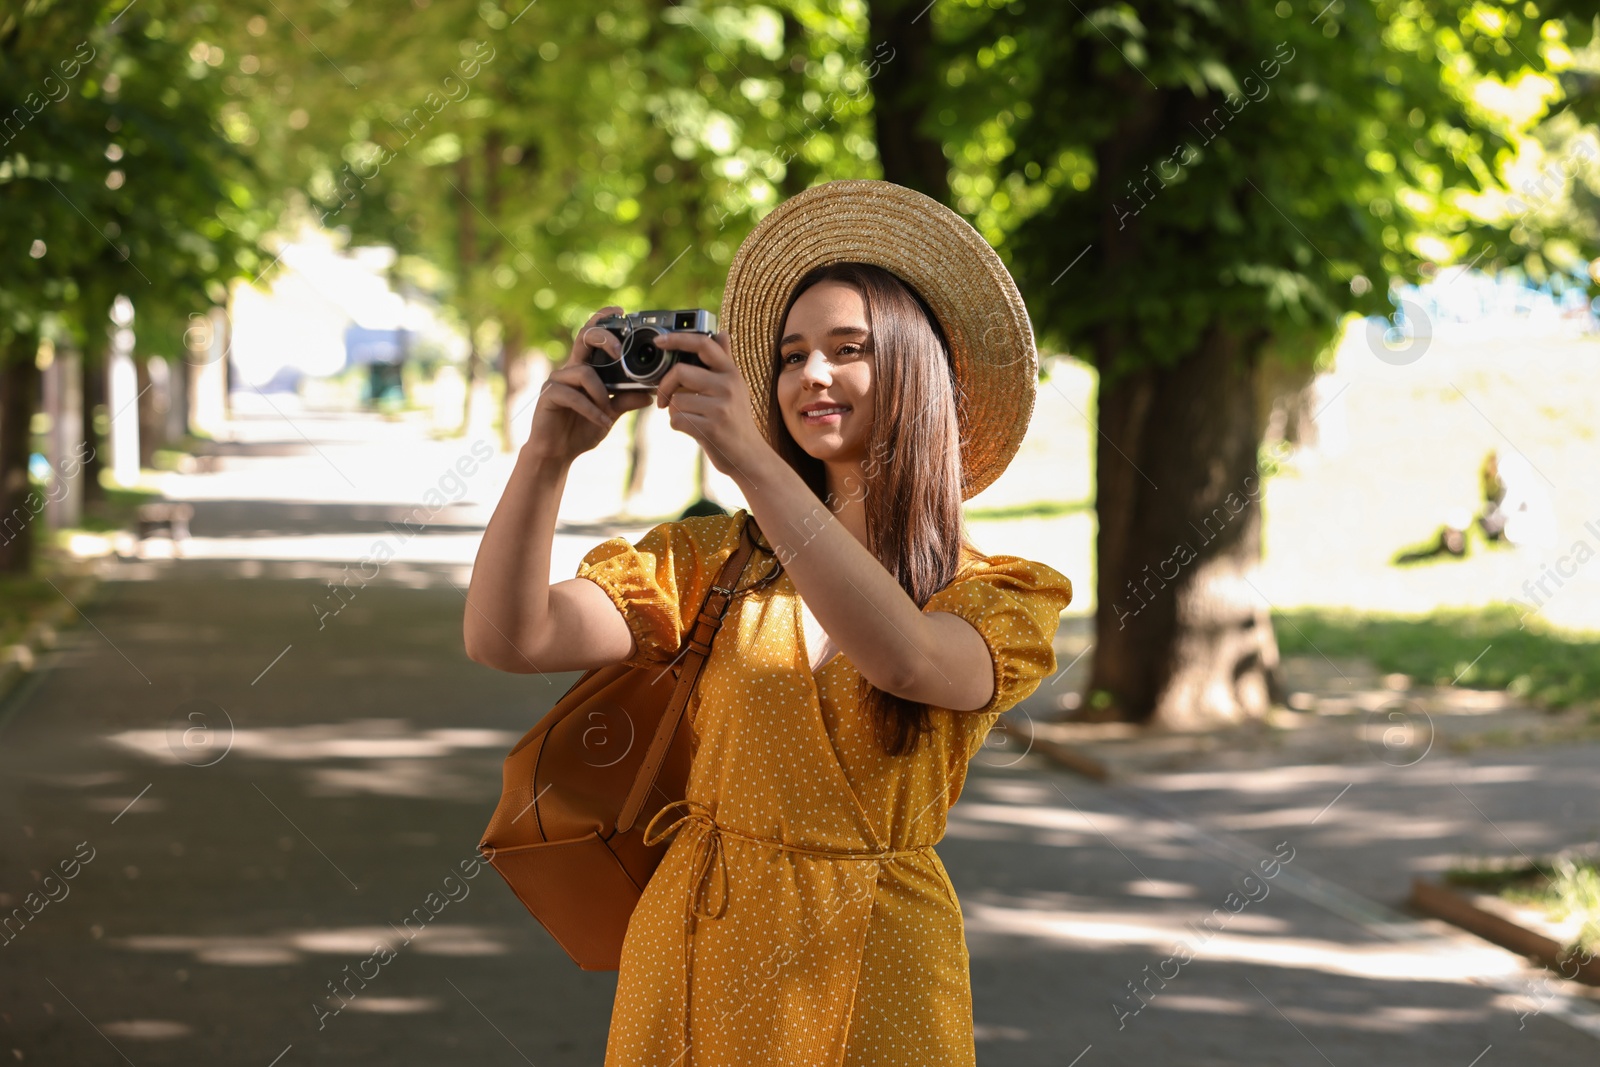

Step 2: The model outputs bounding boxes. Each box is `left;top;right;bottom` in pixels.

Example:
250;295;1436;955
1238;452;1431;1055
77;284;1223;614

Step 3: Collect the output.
345;325;410;367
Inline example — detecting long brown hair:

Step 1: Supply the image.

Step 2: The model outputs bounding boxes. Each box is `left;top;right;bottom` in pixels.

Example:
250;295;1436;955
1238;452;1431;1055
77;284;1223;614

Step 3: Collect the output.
765;261;983;757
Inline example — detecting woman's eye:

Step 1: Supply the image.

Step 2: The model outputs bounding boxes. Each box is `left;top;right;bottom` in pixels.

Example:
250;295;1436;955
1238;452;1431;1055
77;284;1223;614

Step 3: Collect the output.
783;344;861;364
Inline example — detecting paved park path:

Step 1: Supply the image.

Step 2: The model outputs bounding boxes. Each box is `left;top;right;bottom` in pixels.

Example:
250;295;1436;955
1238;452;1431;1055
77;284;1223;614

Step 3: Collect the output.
2;400;1597;1065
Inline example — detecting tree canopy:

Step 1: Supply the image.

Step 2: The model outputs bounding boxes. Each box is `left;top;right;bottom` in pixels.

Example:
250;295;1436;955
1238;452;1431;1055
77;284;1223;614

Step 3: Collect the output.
1;0;259;356
941;0;1600;382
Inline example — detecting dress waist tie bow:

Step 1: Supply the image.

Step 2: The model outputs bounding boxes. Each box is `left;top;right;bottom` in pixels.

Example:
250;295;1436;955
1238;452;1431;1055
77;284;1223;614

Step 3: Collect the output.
641;798;935;1066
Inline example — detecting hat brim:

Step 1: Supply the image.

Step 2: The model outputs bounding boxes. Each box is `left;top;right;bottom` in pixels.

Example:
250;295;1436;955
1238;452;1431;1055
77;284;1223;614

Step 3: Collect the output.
719;179;1037;501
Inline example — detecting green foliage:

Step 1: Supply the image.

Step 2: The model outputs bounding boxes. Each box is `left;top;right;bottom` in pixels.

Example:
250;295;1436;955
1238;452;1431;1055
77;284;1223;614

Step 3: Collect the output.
0;573;61;643
0;0;258;355
933;0;1600;380
207;0;880;354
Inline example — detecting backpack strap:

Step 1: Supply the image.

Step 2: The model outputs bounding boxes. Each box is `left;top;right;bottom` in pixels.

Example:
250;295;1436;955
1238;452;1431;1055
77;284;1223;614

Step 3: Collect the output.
615;513;760;834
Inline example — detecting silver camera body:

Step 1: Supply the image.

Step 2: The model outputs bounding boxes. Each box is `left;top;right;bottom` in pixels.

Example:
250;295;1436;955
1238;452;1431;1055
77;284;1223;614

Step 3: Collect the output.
586;308;718;392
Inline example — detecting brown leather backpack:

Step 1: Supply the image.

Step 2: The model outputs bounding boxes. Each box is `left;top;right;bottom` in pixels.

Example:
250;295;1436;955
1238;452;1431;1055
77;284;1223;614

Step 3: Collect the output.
477;514;763;970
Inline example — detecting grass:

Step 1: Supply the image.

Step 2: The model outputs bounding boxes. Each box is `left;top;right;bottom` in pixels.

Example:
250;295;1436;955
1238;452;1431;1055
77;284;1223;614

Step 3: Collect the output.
965;499;1092;521
151;431;220;472
1;476;155;653
1445;853;1600;958
0;574;63;647
1272;604;1600;711
67;484;164;534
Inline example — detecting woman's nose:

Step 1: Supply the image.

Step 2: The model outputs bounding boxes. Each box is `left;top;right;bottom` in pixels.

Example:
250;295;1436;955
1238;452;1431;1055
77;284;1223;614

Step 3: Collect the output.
799;350;832;384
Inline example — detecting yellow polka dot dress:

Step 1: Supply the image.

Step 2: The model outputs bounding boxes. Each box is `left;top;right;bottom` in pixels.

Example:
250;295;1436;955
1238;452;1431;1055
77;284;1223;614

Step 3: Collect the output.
575;508;1073;1067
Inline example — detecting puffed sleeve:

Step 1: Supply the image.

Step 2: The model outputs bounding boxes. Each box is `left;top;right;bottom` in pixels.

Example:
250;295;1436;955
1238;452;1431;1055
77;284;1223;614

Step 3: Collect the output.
575;510;750;670
920;555;1074;720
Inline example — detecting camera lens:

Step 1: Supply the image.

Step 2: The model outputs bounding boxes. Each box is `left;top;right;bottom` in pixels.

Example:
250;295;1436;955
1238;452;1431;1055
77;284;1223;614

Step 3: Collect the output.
622;327;666;381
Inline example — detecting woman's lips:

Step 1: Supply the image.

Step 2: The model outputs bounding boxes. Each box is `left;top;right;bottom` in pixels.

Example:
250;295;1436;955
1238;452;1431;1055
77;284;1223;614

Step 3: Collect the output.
800;405;850;424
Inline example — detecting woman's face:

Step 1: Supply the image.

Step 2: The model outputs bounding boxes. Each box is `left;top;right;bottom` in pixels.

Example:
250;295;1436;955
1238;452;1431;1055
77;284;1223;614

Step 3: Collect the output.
775;280;875;465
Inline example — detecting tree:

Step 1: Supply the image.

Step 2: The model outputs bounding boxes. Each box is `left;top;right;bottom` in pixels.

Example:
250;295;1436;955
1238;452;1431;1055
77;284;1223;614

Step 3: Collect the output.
1;0;256;573
212;0;880;479
929;0;1600;727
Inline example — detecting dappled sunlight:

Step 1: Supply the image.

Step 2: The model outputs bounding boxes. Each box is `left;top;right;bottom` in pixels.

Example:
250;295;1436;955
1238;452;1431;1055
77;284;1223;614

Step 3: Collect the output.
1429;763;1545;784
969;892;1292;938
1299;815;1475;845
302;758;496;799
1275;1002;1488;1033
1135;764;1387;795
104;554;475;589
1209;807;1471;840
111;924;511;967
343;996;442;1015
98;1020;195;1041
81;794;168;816
948;801;1109;845
1145;993;1487;1032
101;719;519;800
1203;803;1361;830
111;934;299;967
105;720;517;764
36;770;128;789
1126;878;1198;899
1136;755;1569;797
1148;994;1253;1016
939;814;1084;847
955;800;1128;834
971;1022;1030;1042
129;530;486;569
967;777;1063;806
948;800;1208;865
966;900;1524;983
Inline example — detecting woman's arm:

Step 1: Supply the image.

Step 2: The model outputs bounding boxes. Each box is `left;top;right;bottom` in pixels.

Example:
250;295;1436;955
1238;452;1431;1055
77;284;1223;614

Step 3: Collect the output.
729;449;995;711
462;448;638;674
463;307;653;675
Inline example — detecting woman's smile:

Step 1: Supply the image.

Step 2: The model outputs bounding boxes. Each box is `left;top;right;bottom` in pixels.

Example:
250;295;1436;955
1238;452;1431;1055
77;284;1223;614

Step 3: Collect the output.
800;403;851;425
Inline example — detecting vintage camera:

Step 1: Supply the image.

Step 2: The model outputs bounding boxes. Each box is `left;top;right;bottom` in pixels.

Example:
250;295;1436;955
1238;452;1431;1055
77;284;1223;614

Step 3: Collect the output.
586;308;718;392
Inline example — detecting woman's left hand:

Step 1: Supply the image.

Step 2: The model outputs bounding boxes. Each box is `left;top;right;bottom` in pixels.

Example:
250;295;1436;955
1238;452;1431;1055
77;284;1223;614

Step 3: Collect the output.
652;330;771;480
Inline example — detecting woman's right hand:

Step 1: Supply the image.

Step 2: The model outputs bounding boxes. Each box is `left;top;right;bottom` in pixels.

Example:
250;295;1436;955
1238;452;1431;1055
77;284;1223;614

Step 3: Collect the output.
525;306;654;465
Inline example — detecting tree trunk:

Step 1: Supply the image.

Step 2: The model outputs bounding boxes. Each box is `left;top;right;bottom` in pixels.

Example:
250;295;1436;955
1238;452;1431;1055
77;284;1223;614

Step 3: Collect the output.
167;348;189;442
866;0;949;201
623;403;651;515
1257;344;1322;455
500;321;526;454
218;304;234;422
1085;322;1287;728
461;334;481;434
778;10;819;198
80;335;107;509
136;356;161;469
694;446;709;504
456;154;480;436
0;339;42;575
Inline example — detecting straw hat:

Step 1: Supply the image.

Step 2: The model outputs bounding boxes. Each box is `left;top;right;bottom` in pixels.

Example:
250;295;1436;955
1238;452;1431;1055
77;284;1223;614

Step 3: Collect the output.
719;179;1037;500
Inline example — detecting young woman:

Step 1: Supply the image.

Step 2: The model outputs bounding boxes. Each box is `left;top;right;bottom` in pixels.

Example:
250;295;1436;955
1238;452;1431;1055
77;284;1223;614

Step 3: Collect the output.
464;180;1073;1067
